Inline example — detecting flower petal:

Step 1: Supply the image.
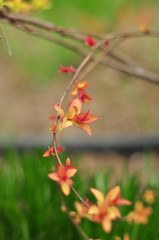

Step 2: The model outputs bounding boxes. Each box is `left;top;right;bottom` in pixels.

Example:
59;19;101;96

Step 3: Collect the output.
48;172;59;182
124;233;130;240
78;113;98;124
80;124;92;136
70;87;78;96
88;206;99;215
74;201;83;214
90;188;104;205
54;104;65;117
67;168;77;178
76;81;88;89
116;198;131;206
108;206;121;220
57;164;67;179
69;98;82;117
61;182;70;196
61;117;73;128
65;157;71;166
85;36;96;48
73;121;92;136
101;217;112;233
43;149;51;157
105;185;120;204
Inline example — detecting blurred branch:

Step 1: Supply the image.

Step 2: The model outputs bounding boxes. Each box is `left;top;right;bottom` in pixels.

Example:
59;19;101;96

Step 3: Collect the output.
0;23;12;55
58;185;90;240
0;10;159;84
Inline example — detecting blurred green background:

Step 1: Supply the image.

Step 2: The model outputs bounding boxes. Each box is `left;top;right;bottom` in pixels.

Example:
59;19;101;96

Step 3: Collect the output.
0;150;159;240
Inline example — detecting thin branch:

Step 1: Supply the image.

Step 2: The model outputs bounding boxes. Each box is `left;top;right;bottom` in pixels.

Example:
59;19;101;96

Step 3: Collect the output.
77;38;123;81
0;24;12;56
13;22;87;56
2;10;159;40
109;49;138;67
59;39;106;108
1;10;159;84
100;57;159;84
70;186;90;208
58;185;90;240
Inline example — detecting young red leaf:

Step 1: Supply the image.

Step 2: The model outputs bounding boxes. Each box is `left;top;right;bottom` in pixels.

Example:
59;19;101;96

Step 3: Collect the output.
59;65;76;73
85;36;96;48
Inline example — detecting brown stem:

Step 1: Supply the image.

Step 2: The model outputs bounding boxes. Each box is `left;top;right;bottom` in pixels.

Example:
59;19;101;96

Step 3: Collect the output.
2;16;159;85
58;185;90;240
52;39;105;208
59;39;105;107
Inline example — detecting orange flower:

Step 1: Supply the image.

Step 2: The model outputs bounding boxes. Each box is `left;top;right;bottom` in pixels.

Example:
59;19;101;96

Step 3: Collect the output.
43;146;55;157
54;98;98;136
90;186;131;207
115;233;130;240
43;145;64;157
143;189;155;204
126;201;152;224
88;202;121;233
70;199;93;224
70;81;92;104
48;158;77;195
85;36;96;48
88;186;131;233
59;65;76;73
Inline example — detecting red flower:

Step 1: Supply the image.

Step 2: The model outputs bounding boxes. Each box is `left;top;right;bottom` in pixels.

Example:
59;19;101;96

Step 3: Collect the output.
85;36;96;48
59;65;76;73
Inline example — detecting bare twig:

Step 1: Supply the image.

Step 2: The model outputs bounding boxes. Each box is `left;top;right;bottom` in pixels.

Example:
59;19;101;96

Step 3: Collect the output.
109;49;138;67
52;39;106;208
1;12;159;84
0;24;12;56
0;10;159;84
58;185;90;240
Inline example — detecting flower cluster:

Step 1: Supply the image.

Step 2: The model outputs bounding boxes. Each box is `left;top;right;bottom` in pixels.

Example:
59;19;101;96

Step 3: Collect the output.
126;201;152;224
54;98;98;136
125;189;155;225
43;36;156;240
71;186;131;233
